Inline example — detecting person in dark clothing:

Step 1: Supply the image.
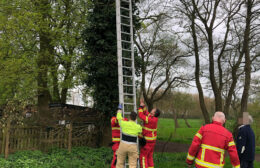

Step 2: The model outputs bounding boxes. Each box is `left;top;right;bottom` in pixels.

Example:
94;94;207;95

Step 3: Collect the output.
236;114;255;168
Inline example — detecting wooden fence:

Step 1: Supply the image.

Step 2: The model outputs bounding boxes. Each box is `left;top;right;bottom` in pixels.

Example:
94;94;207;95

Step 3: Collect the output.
0;124;96;155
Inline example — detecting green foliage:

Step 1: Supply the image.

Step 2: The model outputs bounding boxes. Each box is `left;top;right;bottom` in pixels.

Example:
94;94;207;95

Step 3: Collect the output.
81;0;140;118
0;147;113;168
0;0;88;109
81;0;118;118
0;0;37;107
1;148;259;168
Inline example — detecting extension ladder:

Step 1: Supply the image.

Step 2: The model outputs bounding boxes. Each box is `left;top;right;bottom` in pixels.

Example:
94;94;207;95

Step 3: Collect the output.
116;0;139;167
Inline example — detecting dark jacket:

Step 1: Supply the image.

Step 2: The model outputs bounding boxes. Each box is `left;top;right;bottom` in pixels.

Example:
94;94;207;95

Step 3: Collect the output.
236;125;255;161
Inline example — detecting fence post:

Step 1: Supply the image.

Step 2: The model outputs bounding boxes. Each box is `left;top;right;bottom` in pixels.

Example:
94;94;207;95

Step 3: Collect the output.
68;123;72;152
4;118;11;159
1;127;5;154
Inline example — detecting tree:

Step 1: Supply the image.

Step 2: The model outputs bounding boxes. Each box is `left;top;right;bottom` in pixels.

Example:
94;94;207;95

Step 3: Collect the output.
0;0;88;118
136;0;191;111
175;0;260;123
0;0;38;107
80;0;140;146
81;0;118;118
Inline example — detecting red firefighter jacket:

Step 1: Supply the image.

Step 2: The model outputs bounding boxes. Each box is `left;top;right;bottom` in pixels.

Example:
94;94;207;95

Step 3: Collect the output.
138;106;158;143
186;121;240;168
111;117;128;142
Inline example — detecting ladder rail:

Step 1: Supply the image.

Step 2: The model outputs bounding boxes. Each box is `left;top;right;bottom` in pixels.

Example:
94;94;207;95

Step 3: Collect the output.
116;0;139;167
116;0;124;113
129;0;137;114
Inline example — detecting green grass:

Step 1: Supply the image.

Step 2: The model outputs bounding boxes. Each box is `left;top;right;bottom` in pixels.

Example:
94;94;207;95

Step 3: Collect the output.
155;152;260;168
157;118;260;145
256;146;260;154
157;118;203;144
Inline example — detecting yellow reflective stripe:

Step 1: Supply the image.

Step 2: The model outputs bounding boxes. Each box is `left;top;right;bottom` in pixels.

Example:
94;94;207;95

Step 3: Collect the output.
143;107;147;111
145;116;148;123
220;152;224;164
112;138;120;141
201;144;225;153
148;167;154;168
138;109;143;113
142;157;145;168
195;133;202;139
144;136;157;140
112;127;120;130
228;141;235;147
233;165;240;168
187;153;195;161
195;158;224;168
201;148;205;161
143;127;157;131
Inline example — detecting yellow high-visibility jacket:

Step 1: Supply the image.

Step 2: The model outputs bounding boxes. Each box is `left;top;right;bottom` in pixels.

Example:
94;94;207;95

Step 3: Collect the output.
116;110;142;137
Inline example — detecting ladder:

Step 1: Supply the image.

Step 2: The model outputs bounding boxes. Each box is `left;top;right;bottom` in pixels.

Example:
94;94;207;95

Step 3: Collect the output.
116;0;138;167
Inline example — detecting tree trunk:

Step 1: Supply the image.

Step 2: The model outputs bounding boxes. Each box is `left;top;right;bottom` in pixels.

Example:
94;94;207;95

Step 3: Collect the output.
191;10;210;124
60;62;72;104
223;59;242;117
37;0;52;112
146;100;153;112
207;28;222;112
240;0;253;116
184;110;191;128
51;65;60;103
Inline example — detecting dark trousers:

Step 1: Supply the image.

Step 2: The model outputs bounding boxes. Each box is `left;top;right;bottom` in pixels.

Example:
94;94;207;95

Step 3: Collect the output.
241;160;254;168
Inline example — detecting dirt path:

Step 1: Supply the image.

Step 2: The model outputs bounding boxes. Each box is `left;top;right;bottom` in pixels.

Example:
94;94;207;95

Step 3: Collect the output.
155;141;260;162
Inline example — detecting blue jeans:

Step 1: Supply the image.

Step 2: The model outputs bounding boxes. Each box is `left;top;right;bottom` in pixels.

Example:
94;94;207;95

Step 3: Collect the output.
241;160;254;168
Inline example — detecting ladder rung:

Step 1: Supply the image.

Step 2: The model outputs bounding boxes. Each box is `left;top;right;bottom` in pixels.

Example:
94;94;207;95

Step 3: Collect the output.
122;57;132;61
124;103;135;105
122;32;131;35
121;7;130;11
122;40;131;44
121;23;131;27
124;93;134;96
122;48;132;52
123;84;133;87
121;15;130;19
121;0;130;3
121;14;130;18
124;112;131;115
123;75;133;78
123;66;132;69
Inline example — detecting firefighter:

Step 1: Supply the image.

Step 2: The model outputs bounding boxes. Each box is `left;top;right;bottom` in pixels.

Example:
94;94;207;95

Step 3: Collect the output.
111;114;128;168
116;105;142;168
138;99;160;168
186;111;240;168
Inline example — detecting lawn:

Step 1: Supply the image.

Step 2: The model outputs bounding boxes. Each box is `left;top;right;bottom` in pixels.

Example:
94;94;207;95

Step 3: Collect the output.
157;118;202;144
157;118;260;145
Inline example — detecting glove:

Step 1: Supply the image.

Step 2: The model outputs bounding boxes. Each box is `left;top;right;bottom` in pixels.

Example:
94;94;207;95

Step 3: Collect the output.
118;104;123;110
